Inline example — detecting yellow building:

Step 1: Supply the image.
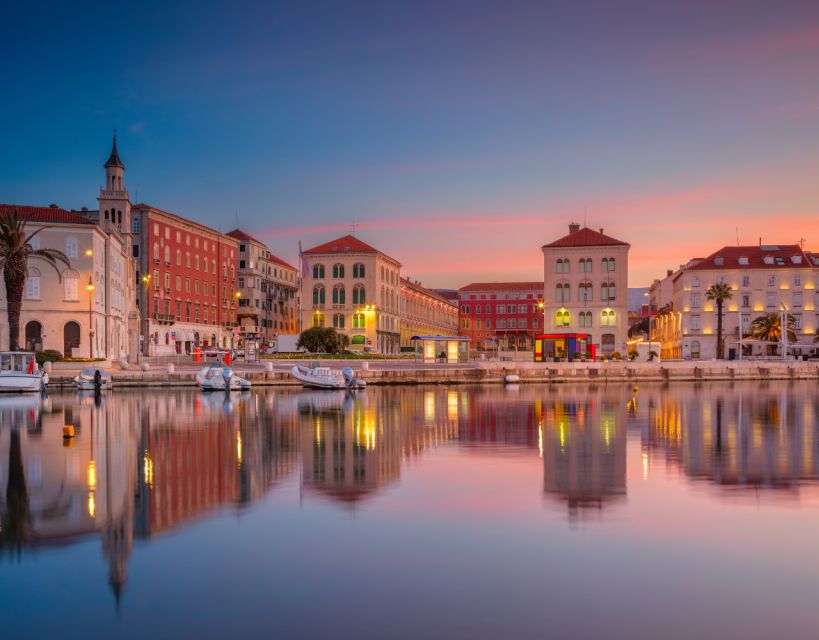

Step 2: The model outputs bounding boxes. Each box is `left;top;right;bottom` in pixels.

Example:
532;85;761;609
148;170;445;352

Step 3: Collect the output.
399;278;458;349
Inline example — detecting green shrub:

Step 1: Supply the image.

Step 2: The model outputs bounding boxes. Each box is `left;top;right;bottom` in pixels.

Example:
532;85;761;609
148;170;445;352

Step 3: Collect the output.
35;349;62;365
611;351;622;360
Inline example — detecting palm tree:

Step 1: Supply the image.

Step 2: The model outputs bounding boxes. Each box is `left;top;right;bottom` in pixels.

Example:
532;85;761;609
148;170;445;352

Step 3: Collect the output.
0;209;70;350
752;312;797;354
705;282;733;359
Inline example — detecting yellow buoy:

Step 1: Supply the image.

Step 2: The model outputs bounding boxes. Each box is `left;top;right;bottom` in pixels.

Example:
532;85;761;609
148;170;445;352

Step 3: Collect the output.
63;425;75;438
632;385;639;393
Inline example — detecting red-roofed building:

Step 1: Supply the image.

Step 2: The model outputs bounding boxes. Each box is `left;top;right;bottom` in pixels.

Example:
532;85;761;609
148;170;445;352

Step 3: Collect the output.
541;223;631;359
227;229;298;345
651;244;819;360
457;282;544;350
301;235;402;353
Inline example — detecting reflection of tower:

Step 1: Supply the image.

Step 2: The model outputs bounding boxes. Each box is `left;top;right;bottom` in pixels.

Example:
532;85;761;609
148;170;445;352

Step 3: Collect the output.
543;399;626;516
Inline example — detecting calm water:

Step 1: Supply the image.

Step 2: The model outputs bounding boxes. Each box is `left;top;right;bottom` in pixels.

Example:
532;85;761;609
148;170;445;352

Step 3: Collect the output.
2;383;819;639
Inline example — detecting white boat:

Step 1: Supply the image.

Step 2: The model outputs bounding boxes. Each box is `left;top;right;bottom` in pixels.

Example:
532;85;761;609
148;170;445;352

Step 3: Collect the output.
0;352;45;393
504;374;520;383
290;364;366;390
196;365;251;391
74;368;112;390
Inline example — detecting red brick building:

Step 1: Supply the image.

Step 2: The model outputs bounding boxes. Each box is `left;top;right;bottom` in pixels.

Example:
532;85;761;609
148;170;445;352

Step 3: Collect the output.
132;204;240;355
457;282;544;350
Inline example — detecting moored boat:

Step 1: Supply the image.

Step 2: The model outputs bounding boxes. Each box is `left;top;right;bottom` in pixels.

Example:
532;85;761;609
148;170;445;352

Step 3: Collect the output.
196;365;252;391
290;363;366;390
0;351;45;393
74;368;112;390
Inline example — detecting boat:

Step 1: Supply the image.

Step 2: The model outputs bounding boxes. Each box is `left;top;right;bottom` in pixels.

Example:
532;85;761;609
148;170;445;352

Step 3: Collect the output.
196;365;252;391
290;364;366;390
74;368;112;390
504;374;520;384
0;351;46;393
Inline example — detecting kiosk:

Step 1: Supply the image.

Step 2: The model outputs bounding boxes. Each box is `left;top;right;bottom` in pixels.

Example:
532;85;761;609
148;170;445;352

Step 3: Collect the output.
411;336;470;364
534;333;596;362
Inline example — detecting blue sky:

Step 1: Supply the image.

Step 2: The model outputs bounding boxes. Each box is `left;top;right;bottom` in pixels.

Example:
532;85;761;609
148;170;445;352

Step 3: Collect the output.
1;0;818;287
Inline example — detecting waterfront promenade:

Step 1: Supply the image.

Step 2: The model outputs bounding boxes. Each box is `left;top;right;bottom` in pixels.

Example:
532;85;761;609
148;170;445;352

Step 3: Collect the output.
43;358;819;388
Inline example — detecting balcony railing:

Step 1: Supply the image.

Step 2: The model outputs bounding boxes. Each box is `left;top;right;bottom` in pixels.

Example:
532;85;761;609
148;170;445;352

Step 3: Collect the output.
151;313;175;325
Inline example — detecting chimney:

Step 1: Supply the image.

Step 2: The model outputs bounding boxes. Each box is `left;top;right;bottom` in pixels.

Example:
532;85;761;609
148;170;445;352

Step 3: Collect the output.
667;269;673;276
568;222;580;234
599;227;604;235
49;203;59;208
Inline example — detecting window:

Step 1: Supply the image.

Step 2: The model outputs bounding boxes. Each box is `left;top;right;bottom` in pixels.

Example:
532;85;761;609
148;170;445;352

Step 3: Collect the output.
555;284;570;304
742;275;750;288
186;252;190;268
353;263;365;278
519;318;527;328
794;274;802;286
600;310;616;326
333;313;345;328
64;236;78;259
313;313;324;328
601;334;615;355
579;282;592;302
352;313;365;328
333;285;346;305
132;218;140;234
556;258;569;273
353;284;366;305
497;319;506;329
579;311;592;328
766;293;776;307
691;341;701;359
64;272;79;301
185;277;191;293
793;292;802;307
555;310;570;327
794;315;802;330
691;316;701;331
165;246;171;263
176;275;181;291
691;293;700;308
692;276;700;288
518;304;527;313
332;264;345;278
475;305;482;314
579;258;592;273
497;304;506;313
768;275;776;286
312;264;325;279
25;268;41;300
742;294;750;308
485;319;491;329
312;285;325;305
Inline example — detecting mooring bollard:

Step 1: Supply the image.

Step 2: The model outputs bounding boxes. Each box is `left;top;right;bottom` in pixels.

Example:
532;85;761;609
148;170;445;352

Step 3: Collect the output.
265;362;273;373
361;361;369;371
140;362;150;372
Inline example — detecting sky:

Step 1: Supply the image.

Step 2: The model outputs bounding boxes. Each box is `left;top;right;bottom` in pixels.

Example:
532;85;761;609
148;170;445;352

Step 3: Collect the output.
1;0;818;288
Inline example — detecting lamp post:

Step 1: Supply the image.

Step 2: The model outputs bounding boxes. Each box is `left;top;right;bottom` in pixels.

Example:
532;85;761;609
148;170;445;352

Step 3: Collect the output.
86;278;95;358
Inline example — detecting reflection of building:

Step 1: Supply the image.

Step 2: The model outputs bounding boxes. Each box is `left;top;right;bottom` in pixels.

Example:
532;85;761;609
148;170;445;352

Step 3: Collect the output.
458;390;541;449
228;229;298;346
646;389;819;490
542;397;627;514
542;223;630;357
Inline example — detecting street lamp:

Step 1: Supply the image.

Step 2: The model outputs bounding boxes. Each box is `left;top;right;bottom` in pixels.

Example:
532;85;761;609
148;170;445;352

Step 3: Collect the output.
86;278;95;358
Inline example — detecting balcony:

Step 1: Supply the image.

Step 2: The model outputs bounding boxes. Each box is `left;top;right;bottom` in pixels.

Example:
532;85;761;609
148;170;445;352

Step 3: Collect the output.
152;313;175;325
222;321;238;329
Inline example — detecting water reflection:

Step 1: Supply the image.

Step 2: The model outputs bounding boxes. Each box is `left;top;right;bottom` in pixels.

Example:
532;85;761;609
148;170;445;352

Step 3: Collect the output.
2;383;819;606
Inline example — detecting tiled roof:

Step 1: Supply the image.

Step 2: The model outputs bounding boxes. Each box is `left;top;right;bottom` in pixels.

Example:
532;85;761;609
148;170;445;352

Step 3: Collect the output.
0;204;93;225
133;203;239;243
227;228;296;270
688;245;814;270
543;226;629;248
401;278;456;305
459;281;543;293
304;234;379;254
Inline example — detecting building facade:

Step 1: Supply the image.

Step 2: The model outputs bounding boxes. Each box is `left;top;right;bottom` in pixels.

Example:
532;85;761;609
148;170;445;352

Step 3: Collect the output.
227;229;298;347
541;224;630;358
132;205;239;355
457;282;545;350
399;278;459;348
652;245;819;360
0;204;136;360
301;235;401;354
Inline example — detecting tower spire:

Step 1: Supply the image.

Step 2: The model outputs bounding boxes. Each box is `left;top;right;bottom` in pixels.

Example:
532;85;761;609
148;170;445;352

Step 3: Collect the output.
105;130;124;169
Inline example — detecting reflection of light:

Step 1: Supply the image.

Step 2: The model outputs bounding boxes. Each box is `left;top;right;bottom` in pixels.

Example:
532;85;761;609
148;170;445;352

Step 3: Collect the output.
424;392;435;423
143;451;154;487
642;449;649;480
559;422;566;451
355;416;377;450
538;423;543;457
88;492;96;518
236;432;243;465
87;460;96;489
602;420;612;449
447;391;458;421
314;418;323;445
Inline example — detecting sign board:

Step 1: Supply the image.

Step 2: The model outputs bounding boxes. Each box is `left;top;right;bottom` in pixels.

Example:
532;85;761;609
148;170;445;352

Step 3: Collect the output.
367;339;372;346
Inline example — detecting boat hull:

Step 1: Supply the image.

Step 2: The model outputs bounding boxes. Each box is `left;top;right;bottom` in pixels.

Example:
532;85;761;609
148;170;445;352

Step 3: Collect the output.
0;374;42;393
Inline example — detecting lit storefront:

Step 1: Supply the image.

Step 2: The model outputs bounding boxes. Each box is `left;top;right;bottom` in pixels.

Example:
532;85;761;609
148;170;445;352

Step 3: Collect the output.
411;336;470;364
534;333;596;362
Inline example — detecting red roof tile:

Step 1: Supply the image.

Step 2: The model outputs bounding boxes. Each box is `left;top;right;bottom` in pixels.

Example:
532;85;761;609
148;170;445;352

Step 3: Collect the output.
542;226;629;248
304;234;379;254
459;281;543;293
0;204;93;225
226;228;296;270
688;245;815;270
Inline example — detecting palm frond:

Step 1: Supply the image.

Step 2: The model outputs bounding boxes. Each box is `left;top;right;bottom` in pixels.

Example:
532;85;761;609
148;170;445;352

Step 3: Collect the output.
29;248;71;280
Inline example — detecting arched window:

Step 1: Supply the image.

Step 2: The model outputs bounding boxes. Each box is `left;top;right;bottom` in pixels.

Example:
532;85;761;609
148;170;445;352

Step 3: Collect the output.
332;284;346;305
691;340;701;359
601;258;609;272
25;321;43;352
555;310;570;327
25;267;41;300
64;236;78;259
153;242;159;262
556;258;570;274
381;286;386;308
601;310;616;326
352;312;365;328
333;313;345;328
555;284;563;304
63;321;81;357
607;257;616;272
579;258;592;273
601;283;609;302
601;333;615;355
63;269;79;301
312;264;325;279
353;263;365;278
164;246;171;263
353;284;366;305
313;312;324;328
332;263;345;278
579;282;592;302
312;285;325;305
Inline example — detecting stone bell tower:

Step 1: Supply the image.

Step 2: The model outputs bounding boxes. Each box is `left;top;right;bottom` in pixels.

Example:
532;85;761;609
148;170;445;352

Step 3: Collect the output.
98;130;131;235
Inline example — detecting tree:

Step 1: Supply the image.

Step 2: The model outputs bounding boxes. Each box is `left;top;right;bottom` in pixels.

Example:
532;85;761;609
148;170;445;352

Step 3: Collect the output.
705;282;733;359
0;209;70;350
752;312;796;352
297;326;348;354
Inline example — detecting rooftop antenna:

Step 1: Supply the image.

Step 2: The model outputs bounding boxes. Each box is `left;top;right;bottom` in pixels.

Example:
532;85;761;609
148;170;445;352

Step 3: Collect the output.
736;227;740;246
350;218;359;235
583;207;587;227
800;238;806;249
